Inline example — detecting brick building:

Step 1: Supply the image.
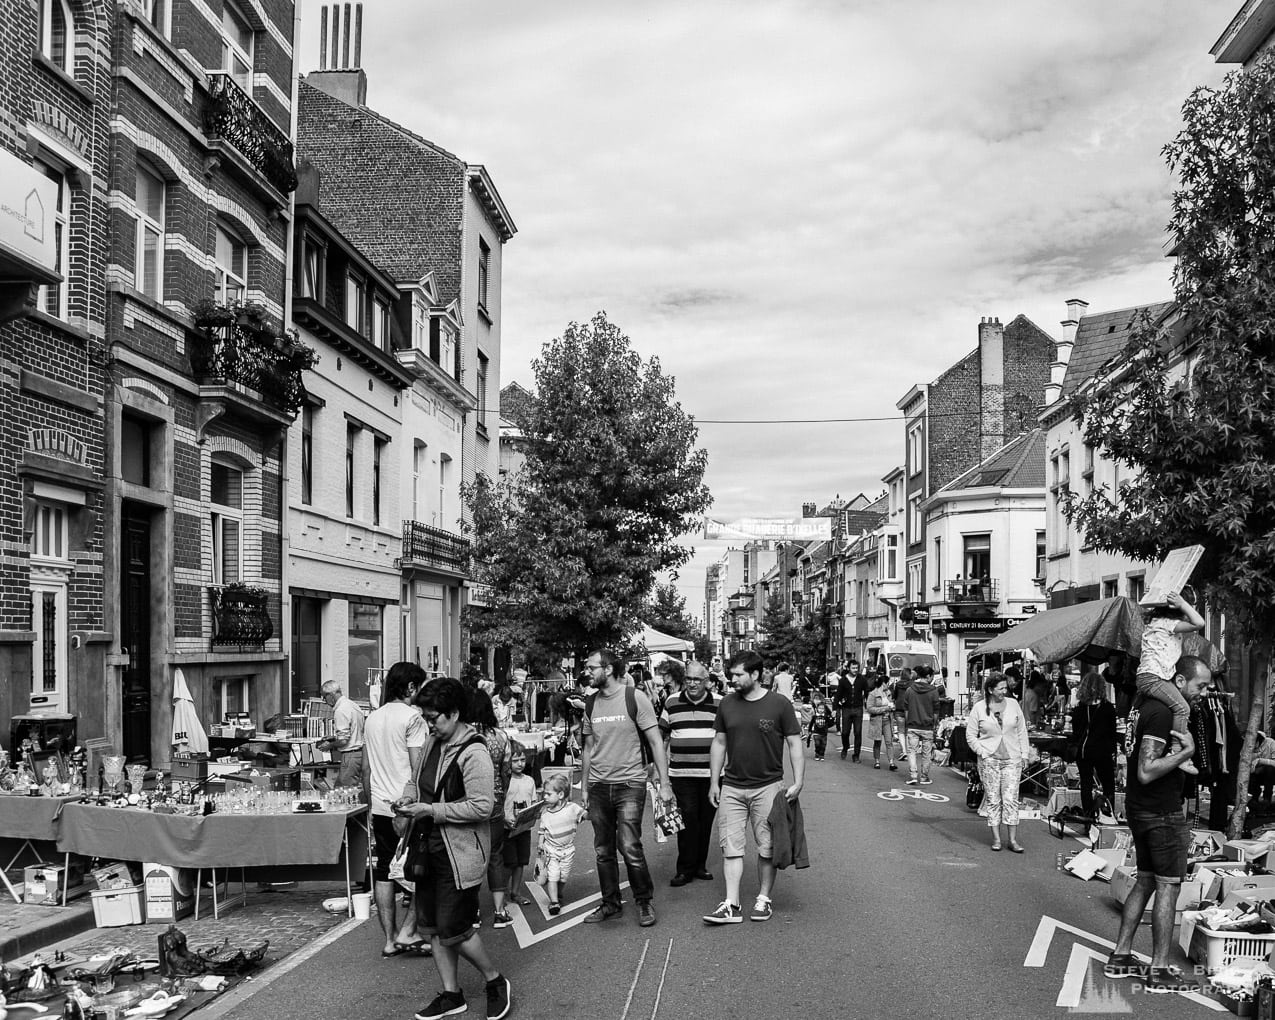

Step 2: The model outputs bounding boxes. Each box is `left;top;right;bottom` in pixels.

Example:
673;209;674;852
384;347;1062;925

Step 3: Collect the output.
2;0;304;765
297;52;515;678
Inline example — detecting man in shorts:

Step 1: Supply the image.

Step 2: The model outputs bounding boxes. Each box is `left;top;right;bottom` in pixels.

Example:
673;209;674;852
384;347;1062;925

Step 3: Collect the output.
1105;655;1210;992
703;649;803;925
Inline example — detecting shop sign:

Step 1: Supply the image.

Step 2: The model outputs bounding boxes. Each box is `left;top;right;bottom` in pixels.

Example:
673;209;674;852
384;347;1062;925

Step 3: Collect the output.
1023;605;1038;614
0;149;57;271
947;617;1017;633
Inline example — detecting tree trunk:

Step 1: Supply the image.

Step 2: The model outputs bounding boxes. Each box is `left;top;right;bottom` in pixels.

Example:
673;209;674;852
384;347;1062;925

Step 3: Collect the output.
1228;657;1272;839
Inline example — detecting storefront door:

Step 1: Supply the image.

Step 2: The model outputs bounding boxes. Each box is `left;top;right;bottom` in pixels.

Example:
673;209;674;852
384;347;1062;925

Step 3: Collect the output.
120;509;152;763
291;596;322;708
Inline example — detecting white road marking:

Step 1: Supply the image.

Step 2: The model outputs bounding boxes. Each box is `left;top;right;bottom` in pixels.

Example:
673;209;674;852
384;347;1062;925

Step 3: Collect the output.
649;938;674;1020
619;938;651;1020
508;879;631;948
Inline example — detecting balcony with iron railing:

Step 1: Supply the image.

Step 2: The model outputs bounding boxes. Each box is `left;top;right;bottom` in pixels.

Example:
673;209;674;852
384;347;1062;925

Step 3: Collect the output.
400;520;471;578
943;578;1000;605
204;73;298;198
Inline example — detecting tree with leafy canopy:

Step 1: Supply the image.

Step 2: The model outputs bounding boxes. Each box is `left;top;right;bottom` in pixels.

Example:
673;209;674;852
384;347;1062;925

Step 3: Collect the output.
463;312;711;662
1065;56;1275;837
645;581;695;640
756;595;827;676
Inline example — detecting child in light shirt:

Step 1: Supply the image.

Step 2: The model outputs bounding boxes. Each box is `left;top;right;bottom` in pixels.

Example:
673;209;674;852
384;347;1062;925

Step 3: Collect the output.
1138;589;1206;774
502;751;537;907
535;773;586;915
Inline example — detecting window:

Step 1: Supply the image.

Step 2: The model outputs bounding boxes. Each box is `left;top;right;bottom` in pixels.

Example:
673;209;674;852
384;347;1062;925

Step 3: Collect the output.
214;225;246;304
219;1;254;89
300;405;313;505
1128;575;1145;603
301;237;323;299
412;442;425;521
1035;530;1046;580
135;164;165;300
431;319;458;378
908;496;921;544
1102;579;1119;600
345;425;357;518
963;534;991;582
217;677;252;718
38;0;73;74
476;353;489;426
884;533;899;580
121;414;152;487
372;297;391;351
348;603;383;703
907;561;923;603
412;296;428;351
210;462;243;585
933;537;942;589
437;453;450;525
30;498;71;712
143;0;169;37
372;439;384;526
477;238;490;310
32;503;68;562
34;161;68;319
345;274;364;334
1082;442;1095;499
908;424;923;477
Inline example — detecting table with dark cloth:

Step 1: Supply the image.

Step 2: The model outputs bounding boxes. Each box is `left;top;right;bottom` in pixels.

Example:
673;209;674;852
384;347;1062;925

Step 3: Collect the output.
56;804;364;868
0;794;78;840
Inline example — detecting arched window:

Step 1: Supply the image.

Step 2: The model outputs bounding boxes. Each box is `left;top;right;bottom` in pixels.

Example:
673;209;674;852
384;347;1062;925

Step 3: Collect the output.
210;460;244;585
214;224;246;304
38;0;74;75
135;163;166;300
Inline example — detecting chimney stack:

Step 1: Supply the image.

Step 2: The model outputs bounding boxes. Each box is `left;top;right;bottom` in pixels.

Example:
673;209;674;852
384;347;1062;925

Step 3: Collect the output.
978;316;1005;460
308;3;368;106
1045;297;1088;406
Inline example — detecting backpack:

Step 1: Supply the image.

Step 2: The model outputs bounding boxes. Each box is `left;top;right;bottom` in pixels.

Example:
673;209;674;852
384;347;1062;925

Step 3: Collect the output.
585;686;653;767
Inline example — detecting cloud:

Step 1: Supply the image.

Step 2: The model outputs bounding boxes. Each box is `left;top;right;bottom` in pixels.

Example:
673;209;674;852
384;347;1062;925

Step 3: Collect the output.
299;0;1230;612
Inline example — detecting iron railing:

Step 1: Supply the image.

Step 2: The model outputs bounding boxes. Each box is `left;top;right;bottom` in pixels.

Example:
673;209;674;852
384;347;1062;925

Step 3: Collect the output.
204;73;298;195
209;586;273;647
188;312;313;415
944;578;1000;604
402;520;471;577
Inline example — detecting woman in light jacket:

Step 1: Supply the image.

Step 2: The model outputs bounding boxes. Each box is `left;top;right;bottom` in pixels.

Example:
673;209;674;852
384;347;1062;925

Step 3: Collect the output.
397;678;511;1019
965;671;1030;853
866;674;896;770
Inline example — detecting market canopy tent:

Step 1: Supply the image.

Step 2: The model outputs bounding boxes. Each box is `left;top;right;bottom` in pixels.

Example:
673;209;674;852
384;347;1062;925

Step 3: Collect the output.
637;626;694;654
972;596;1227;675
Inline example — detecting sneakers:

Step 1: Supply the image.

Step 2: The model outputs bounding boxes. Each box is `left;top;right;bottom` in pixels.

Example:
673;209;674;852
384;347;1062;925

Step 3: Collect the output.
906;778;919;786
415;990;467;1020
750;896;772;922
638;902;657;927
874;762;881;769
1142;965;1197;993
815;756;824;761
703;900;743;925
583;905;621;924
1102;954;1147;980
486;974;511;1020
491;910;512;929
919;778;934;786
889;764;898;772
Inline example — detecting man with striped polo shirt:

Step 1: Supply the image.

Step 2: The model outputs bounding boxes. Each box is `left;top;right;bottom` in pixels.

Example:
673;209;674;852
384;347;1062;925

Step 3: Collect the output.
660;660;719;887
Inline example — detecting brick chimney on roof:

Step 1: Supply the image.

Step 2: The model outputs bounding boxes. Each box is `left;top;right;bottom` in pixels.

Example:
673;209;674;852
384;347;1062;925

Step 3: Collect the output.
310;3;367;107
978;316;1005;460
1045;297;1088;405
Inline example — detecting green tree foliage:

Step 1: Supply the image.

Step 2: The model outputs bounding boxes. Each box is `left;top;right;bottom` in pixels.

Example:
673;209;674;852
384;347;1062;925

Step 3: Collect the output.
756;595;827;675
645;582;694;640
1066;57;1275;836
464;312;712;659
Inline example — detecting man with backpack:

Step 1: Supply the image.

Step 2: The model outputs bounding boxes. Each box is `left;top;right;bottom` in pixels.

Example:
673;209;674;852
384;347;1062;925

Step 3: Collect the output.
580;648;674;928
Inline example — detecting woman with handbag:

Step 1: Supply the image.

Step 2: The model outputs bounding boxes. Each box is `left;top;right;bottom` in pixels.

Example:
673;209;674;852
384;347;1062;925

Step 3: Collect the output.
1070;671;1118;820
965;672;1029;853
866;675;895;770
394;678;512;1020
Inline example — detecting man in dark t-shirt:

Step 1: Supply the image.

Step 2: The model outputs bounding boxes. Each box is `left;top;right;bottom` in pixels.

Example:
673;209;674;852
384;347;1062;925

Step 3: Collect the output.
1106;655;1211;993
703;650;803;925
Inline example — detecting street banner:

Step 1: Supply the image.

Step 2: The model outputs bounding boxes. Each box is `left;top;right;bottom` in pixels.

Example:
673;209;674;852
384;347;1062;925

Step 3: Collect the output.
703;517;832;541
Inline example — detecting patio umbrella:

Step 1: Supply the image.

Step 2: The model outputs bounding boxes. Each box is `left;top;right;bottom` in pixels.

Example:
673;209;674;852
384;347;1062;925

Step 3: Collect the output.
171;667;209;754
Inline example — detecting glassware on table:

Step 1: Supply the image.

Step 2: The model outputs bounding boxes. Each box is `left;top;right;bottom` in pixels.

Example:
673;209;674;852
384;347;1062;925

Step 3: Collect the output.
102;755;125;796
126;764;147;795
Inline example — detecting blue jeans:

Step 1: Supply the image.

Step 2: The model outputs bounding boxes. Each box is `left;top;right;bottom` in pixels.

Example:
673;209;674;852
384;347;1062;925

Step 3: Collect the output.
588;782;653;910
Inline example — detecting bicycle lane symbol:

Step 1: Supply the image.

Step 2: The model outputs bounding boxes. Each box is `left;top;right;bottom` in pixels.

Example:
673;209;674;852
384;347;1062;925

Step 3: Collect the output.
877;788;950;803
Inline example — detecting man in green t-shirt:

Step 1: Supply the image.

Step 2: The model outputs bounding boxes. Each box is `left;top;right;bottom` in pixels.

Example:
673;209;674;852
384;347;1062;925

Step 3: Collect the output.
703;649;803;926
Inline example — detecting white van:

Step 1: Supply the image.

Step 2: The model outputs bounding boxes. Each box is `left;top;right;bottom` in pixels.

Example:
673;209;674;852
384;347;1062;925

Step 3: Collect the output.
865;640;939;680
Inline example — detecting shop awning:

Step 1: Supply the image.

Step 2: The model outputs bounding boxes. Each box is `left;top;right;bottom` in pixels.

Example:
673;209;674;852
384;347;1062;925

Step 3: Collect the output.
971;596;1226;674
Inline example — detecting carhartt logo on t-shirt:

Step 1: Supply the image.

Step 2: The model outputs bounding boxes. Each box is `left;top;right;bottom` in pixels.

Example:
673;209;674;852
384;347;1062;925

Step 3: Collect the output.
594;714;627;724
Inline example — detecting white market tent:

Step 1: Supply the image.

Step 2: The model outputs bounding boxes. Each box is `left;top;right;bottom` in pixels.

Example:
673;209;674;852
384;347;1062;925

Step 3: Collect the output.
638;626;694;654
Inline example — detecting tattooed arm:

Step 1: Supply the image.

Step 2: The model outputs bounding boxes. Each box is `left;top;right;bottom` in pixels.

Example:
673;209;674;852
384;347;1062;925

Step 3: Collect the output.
1136;731;1195;785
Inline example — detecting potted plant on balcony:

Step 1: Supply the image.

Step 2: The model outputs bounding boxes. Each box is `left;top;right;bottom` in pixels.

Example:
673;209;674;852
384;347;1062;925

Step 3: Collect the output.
189;300;318;415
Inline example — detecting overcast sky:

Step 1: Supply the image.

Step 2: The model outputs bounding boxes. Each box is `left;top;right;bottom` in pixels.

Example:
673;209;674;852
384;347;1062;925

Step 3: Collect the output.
298;1;1232;619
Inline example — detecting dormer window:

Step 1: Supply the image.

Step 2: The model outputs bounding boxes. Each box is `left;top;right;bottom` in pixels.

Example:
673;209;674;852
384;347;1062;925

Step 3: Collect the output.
411;294;428;351
219;1;254;90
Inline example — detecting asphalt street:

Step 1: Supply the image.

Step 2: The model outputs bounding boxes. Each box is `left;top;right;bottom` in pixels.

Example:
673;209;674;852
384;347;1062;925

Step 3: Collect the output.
215;742;1224;1020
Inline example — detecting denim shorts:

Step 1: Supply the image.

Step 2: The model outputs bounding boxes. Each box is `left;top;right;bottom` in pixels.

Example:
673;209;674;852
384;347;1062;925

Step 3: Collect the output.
1127;810;1190;882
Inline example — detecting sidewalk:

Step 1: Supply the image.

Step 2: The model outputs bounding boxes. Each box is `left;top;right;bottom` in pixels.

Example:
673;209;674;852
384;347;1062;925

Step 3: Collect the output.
0;890;96;961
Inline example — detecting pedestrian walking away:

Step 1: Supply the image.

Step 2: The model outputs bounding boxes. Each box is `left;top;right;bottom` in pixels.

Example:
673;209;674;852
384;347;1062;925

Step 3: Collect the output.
1105;656;1210;994
704;649;804;926
965;672;1029;852
580;648;675;928
898;665;940;786
659;660;719;886
395;678;512;1020
1070;671;1118;819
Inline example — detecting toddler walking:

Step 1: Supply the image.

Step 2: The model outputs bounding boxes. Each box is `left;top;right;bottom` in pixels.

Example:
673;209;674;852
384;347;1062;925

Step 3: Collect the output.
1139;589;1205;774
809;691;834;761
536;773;586;915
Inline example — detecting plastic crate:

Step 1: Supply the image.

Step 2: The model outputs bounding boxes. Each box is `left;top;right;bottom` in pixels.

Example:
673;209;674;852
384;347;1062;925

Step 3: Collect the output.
90;885;143;927
1188;925;1275;973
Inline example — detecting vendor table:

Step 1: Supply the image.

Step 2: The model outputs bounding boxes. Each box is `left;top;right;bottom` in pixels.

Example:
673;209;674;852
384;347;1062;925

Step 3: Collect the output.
57;803;368;918
1022;732;1074;794
0;794;77;904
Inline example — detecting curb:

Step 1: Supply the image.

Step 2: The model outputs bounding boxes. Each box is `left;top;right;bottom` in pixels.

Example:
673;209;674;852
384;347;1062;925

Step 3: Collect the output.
0;899;97;961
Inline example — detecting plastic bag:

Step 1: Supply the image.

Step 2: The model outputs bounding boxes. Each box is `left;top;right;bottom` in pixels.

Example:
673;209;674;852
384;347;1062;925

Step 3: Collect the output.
647;781;684;841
